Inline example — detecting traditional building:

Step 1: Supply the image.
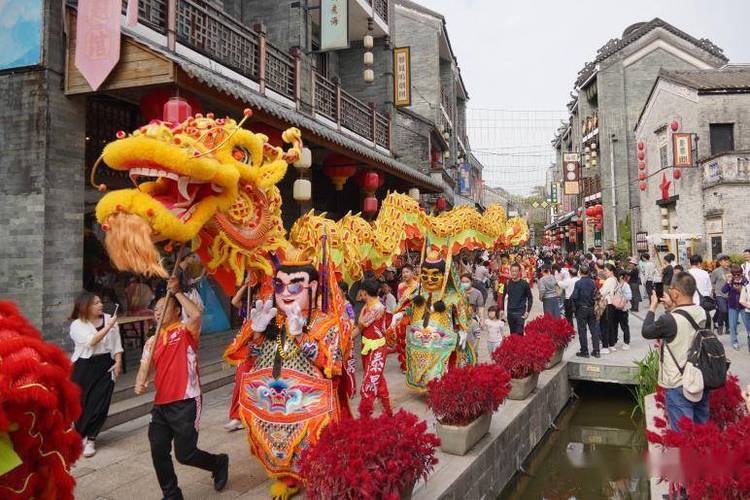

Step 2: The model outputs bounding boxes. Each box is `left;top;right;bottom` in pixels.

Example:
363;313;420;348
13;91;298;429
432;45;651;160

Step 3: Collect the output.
552;18;728;250
0;0;482;343
634;66;750;260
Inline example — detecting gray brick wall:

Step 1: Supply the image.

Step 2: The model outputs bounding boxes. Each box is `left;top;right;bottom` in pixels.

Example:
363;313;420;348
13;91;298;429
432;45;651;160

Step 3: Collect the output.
393;110;431;173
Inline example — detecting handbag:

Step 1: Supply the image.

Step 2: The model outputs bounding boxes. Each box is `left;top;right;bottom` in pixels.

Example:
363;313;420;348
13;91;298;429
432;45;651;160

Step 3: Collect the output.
611;284;630;311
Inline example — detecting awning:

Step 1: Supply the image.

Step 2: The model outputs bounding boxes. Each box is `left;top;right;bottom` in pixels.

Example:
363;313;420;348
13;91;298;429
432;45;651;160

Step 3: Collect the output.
647;233;702;242
545;210;576;230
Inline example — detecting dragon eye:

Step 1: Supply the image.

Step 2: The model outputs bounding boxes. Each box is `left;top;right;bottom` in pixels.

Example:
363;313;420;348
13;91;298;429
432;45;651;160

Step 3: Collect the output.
232;146;251;164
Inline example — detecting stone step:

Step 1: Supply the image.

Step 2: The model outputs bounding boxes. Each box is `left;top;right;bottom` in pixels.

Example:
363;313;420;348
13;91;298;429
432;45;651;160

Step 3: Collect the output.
102;367;235;432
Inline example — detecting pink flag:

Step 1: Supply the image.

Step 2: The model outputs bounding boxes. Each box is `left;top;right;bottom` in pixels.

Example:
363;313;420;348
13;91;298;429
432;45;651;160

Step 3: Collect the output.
74;0;121;91
127;0;139;27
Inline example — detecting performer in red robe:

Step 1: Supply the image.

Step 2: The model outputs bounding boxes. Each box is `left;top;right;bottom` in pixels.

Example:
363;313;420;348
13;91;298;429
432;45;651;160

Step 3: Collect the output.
356;279;392;416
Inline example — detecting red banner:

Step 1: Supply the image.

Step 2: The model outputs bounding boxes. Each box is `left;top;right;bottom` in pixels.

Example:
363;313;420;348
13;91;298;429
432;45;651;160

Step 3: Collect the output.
74;0;121;91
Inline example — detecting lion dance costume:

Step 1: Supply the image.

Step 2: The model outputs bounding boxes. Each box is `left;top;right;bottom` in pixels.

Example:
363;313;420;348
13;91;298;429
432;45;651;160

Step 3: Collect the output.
92;104;528;498
0;302;83;500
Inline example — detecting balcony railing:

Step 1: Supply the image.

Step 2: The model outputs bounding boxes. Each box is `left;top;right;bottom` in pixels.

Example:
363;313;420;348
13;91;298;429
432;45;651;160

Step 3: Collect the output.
111;0;389;149
370;0;389;23
312;72;391;150
702;151;750;187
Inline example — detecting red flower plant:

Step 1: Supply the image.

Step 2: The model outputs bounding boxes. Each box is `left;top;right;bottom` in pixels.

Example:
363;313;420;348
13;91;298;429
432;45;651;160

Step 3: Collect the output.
491;332;555;379
524;314;575;351
710;375;748;429
300;409;440;499
427;363;511;426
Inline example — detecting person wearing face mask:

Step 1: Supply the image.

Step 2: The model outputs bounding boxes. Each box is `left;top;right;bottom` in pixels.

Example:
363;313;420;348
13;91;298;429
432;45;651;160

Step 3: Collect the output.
461;273;485;322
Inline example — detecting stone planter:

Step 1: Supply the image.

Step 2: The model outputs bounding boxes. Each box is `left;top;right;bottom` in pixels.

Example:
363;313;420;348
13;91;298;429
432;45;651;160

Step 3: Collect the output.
507;373;539;400
399;476;417;499
435;413;492;456
544;347;564;370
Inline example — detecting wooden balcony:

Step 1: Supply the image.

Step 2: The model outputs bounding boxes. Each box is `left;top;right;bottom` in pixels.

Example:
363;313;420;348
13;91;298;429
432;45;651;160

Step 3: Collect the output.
109;0;389;149
312;72;391;150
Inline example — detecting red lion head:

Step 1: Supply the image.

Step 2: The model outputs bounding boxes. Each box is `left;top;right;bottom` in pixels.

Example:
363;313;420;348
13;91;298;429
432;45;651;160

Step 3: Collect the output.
0;302;82;499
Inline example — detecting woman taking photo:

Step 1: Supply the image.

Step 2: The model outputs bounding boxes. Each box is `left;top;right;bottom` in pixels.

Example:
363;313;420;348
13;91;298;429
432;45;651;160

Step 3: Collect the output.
69;292;123;458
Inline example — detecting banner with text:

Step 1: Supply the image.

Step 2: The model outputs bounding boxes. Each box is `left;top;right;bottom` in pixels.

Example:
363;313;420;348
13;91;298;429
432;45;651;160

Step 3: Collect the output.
394;47;411;107
321;0;348;51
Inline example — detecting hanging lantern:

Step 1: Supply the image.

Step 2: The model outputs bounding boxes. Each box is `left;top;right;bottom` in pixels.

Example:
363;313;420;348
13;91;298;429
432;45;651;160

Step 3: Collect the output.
408;188;420;200
363;34;374;49
591;150;597;158
591;158;597;167
661;217;670;227
163;97;193;124
639;182;647;191
671;120;679;131
638;151;645;161
638;172;646;181
363;51;374;66
362;171;381;192
293;179;311;201
435;196;447;211
323;164;357;191
639;162;646;170
673;169;682;180
591;142;597;150
443;150;451;159
364;69;375;83
638;141;645;151
363;195;378;214
140;88;202;122
294;147;312;170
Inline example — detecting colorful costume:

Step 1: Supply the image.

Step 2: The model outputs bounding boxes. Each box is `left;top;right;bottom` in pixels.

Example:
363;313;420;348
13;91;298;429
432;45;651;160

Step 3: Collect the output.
392;245;476;392
358;300;391;415
0;302;83;500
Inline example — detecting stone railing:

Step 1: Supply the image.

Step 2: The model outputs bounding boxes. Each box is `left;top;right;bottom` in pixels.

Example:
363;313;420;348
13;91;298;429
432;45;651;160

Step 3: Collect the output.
108;0;390;149
702;151;750;188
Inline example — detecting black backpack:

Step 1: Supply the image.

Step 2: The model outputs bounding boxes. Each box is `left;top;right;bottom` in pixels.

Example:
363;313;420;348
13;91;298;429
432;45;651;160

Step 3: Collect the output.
671;309;729;389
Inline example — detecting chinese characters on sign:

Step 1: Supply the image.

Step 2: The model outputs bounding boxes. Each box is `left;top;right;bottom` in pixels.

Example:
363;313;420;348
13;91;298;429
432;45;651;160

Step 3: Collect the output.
562;152;580;195
320;0;348;51
393;47;411;107
74;0;121;91
672;133;694;167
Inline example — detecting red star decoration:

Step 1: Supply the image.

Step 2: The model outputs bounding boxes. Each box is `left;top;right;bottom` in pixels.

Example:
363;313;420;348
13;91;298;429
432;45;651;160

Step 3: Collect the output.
660;173;671;200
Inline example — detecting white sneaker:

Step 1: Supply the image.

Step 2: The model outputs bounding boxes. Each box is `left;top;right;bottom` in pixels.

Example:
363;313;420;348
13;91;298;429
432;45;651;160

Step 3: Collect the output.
83;438;96;458
622;344;631;351
223;419;244;432
601;348;610;354
610;346;617;352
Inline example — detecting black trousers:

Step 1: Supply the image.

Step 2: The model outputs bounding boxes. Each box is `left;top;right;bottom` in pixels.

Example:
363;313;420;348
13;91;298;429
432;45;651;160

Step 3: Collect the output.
645;281;654;299
629;283;641;312
655;282;664;299
72;354;114;440
507;310;526;335
575;305;600;354
614;308;630;344
603;304;621;347
563;298;575;327
149;398;220;500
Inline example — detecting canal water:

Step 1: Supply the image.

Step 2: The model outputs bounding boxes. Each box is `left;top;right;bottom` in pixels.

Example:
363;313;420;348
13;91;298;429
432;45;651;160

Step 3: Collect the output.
500;383;649;500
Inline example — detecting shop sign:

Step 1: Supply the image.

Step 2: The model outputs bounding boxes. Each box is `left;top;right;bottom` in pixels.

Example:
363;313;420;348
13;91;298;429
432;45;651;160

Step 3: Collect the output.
672;133;694;167
321;0;349;51
635;231;649;252
393;47;411;107
563;152;580;195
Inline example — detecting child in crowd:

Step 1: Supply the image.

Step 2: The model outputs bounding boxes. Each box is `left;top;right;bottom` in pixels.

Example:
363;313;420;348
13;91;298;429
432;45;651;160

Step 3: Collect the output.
483;305;506;356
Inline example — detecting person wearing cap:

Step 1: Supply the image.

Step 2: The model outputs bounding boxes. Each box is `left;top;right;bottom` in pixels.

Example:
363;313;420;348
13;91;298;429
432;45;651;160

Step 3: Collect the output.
711;254;732;336
642;272;709;431
627;258;641;312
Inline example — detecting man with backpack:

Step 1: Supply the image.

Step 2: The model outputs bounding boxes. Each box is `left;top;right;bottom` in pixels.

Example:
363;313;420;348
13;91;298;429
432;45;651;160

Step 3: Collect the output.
642;272;728;431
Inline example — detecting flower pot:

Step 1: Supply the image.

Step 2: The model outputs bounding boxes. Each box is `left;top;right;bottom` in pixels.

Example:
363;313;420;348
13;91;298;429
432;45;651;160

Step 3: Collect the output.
507;373;539;400
435;413;492;456
400;476;417;499
544;347;564;370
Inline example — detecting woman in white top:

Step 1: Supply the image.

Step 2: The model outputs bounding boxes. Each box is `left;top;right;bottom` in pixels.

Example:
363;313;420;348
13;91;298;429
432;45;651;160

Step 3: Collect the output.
69;292;123;458
599;264;619;354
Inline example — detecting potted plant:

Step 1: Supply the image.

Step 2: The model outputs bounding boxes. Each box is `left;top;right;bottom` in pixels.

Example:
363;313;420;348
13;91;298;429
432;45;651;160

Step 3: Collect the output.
427;363;511;455
300;405;440;499
492;333;555;400
525;314;575;369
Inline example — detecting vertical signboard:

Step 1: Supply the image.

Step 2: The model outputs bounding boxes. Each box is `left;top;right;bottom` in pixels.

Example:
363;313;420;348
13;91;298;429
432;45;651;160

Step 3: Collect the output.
393;47;411;107
75;0;121;91
562;152;580;195
672;133;694;167
321;0;348;51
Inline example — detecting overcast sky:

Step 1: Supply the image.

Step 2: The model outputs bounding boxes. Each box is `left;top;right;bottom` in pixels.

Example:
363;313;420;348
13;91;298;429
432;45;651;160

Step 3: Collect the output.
417;0;750;194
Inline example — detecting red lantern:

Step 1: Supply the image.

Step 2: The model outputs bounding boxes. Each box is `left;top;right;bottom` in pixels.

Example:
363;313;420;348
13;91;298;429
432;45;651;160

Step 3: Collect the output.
363;171;380;192
638;141;645;151
140;88;202;122
638;151;645;161
323;165;357;191
363;196;378;214
671;120;679;132
673;169;682;180
638;172;646;181
639;182;647;191
638;162;646;170
435;196;447;211
163;97;193;124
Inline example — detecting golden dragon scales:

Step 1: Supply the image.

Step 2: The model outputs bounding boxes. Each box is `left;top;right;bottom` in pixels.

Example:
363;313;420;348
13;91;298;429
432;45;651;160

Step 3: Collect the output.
94;109;528;290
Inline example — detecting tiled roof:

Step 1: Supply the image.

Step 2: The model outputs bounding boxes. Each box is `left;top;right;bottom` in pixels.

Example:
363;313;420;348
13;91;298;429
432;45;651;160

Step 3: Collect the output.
575;18;727;88
659;67;750;91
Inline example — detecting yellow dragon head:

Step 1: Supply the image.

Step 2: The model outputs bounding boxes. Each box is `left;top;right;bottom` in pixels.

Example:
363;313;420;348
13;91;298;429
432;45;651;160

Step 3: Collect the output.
95;110;301;286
